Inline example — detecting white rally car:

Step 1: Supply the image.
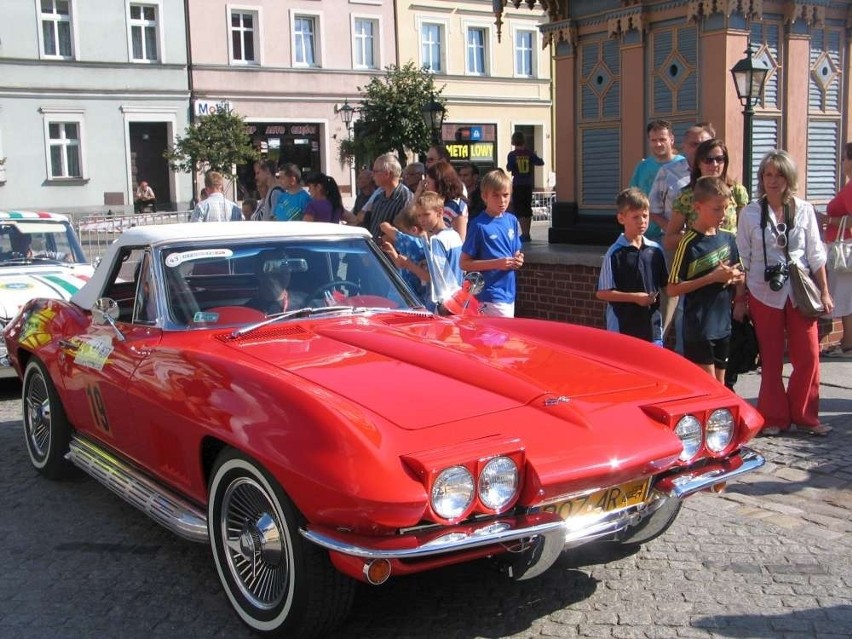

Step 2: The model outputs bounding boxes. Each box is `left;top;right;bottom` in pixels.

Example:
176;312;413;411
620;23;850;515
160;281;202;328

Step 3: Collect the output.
0;211;94;377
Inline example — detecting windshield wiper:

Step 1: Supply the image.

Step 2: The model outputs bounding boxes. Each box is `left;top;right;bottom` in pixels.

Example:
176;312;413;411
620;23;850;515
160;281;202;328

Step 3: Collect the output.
230;305;358;338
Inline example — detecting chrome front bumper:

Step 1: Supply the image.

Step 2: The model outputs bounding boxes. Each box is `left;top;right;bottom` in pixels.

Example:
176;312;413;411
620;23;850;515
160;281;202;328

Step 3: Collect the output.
301;447;765;562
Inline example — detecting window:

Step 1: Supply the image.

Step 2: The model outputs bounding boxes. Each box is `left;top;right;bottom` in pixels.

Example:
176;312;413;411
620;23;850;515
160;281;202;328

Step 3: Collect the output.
515;29;535;77
421;23;443;73
230;10;257;63
353;18;378;69
40;0;74;58
466;27;487;75
294;15;317;66
129;3;158;62
47;121;82;179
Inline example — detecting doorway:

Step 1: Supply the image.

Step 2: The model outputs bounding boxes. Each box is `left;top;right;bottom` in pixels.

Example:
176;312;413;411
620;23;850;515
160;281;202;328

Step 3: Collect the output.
129;122;171;209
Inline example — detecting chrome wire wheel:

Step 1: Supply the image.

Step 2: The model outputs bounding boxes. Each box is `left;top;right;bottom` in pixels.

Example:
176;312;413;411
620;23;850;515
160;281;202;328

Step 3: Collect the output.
209;450;355;636
22;358;74;479
24;370;51;462
220;476;290;610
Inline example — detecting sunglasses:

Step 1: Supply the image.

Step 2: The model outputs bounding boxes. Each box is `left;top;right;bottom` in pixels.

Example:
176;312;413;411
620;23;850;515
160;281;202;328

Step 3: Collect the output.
702;155;727;165
770;221;788;248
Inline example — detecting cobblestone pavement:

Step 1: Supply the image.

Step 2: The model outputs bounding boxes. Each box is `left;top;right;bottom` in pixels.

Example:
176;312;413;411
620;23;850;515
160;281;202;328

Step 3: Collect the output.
1;375;850;639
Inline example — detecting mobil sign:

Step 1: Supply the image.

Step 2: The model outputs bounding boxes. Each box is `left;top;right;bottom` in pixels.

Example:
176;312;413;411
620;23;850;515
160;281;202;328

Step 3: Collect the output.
194;100;234;117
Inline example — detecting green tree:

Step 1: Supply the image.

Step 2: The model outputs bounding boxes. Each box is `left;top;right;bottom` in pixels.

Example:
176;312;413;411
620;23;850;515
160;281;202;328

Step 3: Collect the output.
164;109;259;175
339;62;446;167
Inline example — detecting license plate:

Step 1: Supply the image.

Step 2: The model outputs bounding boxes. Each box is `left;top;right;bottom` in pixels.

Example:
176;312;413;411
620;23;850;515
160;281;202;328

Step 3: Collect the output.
543;478;650;520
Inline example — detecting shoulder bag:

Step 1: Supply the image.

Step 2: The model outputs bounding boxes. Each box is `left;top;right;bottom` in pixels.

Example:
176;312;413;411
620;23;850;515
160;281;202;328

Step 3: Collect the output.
782;203;825;317
826;215;852;273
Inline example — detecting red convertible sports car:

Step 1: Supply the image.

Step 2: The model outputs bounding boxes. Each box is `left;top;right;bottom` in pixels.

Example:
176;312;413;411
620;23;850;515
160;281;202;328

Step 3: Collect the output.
4;222;764;637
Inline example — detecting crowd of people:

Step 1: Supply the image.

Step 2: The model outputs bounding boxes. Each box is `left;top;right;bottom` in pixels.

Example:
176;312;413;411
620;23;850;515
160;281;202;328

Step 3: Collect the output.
166;131;541;319
598;118;849;438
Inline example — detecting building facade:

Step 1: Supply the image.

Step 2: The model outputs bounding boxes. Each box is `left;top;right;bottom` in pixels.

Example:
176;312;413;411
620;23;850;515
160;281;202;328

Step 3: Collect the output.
186;0;398;200
395;0;553;185
499;0;852;244
0;0;191;214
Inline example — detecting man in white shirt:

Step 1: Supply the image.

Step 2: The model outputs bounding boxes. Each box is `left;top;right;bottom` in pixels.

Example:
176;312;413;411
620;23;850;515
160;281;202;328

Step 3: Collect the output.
134;180;156;213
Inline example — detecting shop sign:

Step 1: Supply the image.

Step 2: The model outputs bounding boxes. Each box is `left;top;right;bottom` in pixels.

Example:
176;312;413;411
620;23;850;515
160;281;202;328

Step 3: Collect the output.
445;142;495;162
194;100;233;117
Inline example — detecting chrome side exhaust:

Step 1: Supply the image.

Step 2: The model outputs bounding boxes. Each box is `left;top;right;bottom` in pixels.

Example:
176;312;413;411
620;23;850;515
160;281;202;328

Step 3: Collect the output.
66;436;209;543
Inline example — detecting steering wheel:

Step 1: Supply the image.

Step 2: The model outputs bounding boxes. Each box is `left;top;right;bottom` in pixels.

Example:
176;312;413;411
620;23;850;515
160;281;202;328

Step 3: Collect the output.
306;280;361;305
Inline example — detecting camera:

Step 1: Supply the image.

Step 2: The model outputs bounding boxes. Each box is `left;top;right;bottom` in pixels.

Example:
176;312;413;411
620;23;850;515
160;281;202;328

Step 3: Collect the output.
764;262;789;292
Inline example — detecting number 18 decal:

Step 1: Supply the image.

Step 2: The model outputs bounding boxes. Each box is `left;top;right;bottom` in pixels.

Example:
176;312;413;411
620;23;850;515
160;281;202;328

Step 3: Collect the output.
85;384;110;433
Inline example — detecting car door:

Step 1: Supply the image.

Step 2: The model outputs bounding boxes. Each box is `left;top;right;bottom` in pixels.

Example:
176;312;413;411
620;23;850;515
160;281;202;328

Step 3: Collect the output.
59;248;163;468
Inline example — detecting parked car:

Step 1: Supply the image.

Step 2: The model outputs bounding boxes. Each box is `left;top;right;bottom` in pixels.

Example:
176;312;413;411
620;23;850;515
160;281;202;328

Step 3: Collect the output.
0;211;93;377
3;221;765;638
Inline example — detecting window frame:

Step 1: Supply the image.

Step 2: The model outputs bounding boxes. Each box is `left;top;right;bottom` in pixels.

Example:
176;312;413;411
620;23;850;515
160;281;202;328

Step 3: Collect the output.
464;22;492;78
513;26;537;78
40;108;87;182
291;11;322;68
351;15;380;70
418;19;447;74
227;4;262;66
37;0;77;60
126;1;163;64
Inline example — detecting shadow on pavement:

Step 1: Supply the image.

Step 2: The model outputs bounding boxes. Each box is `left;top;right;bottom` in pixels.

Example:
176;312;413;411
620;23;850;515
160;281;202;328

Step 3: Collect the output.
694;603;852;636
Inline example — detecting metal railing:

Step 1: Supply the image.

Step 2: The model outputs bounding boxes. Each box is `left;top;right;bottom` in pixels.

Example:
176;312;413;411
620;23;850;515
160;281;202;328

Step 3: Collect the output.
76;210;191;260
532;191;554;222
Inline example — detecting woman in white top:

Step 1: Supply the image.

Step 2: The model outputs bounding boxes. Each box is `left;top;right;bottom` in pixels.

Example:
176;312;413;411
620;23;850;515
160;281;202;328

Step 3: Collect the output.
735;150;833;436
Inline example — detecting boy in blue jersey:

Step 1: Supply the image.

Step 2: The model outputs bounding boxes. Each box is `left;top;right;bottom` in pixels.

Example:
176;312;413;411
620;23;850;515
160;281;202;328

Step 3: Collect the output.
667;176;745;383
460;169;524;317
596;188;668;345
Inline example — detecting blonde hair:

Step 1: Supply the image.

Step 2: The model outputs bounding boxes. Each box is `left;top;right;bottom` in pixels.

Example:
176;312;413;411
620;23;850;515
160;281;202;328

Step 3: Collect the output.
480;169;512;195
756;150;798;203
414;190;444;215
693;175;732;203
204;170;224;190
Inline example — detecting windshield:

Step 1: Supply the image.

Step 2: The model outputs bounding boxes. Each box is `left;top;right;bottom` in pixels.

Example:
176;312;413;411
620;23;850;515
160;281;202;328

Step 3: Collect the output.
158;236;422;328
0;221;87;266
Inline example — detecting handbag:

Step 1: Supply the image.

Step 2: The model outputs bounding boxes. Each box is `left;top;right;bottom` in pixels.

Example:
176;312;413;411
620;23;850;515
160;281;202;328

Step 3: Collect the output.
826;215;852;273
787;260;825;317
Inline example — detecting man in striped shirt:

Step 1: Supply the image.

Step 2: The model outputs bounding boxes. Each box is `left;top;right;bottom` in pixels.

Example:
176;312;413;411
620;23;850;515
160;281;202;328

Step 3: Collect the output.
360;153;413;241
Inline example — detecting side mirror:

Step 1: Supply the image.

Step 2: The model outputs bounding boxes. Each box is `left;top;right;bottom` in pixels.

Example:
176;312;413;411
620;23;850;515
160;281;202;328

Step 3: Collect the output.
92;297;125;341
463;272;485;297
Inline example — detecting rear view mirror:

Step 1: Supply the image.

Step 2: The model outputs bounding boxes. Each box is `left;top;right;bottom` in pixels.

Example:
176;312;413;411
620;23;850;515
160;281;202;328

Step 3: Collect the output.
92;297;125;341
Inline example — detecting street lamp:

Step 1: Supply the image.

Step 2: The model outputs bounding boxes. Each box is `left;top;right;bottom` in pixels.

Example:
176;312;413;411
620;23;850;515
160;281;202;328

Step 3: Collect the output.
421;97;446;144
335;99;356;139
730;41;770;197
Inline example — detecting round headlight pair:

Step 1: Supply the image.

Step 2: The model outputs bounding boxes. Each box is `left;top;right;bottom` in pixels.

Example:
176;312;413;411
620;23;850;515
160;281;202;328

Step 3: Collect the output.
431;457;518;520
674;409;735;460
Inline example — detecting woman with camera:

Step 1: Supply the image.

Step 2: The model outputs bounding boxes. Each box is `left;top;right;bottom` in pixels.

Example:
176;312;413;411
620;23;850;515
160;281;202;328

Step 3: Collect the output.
736;150;833;436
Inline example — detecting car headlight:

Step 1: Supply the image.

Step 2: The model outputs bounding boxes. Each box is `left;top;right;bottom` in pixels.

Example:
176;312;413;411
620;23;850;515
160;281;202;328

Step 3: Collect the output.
675;415;702;461
431;466;474;520
705;409;735;452
478;456;518;511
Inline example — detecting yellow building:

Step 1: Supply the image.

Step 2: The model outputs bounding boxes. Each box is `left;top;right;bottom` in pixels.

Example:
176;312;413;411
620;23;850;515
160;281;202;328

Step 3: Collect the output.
395;0;553;187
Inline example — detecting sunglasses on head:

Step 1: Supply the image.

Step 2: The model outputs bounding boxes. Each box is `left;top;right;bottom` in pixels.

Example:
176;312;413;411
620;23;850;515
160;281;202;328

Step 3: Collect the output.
701;155;727;165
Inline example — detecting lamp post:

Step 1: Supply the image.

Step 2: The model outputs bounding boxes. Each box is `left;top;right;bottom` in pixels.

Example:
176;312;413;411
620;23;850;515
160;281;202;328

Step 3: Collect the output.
335;99;356;139
730;41;770;197
421;96;446;144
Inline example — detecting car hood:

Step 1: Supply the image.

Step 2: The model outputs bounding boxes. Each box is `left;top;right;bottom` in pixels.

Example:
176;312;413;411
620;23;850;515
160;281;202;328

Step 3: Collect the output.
0;268;93;320
223;314;698;430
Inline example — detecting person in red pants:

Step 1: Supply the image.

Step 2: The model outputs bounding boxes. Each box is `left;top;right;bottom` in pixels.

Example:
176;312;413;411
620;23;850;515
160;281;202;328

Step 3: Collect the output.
735;150;833;436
